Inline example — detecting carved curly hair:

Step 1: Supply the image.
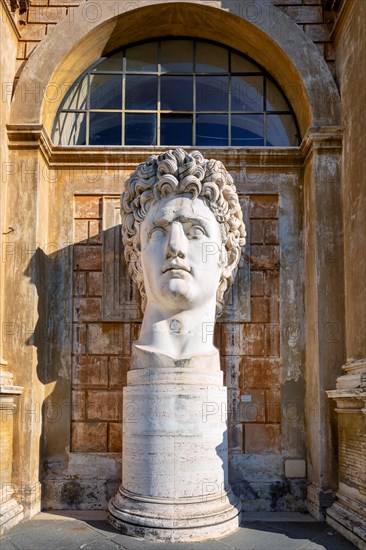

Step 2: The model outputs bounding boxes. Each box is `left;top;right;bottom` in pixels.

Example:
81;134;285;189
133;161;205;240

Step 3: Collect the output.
120;148;246;316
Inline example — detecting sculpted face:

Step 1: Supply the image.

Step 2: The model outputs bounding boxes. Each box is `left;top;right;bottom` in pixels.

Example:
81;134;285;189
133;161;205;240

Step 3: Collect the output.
140;195;225;313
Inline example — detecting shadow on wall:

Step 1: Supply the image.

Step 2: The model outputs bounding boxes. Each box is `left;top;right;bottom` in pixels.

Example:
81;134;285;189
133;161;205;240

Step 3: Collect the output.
24;244;77;507
21;209;302;512
22;231;228;510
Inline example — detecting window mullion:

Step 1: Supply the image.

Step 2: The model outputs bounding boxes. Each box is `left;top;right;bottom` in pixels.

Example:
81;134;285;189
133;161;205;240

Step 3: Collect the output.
263;77;267;146
86;72;90;145
157;41;161;146
228;52;232;147
193;40;196;147
122;50;126;146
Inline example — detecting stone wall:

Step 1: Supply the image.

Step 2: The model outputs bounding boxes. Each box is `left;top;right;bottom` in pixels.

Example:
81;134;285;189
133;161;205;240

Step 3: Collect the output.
325;2;366;547
72;194;125;453
2;0;357;529
334;0;366;362
0;1;25;534
233;196;281;454
71;194;281;456
1;1;19;360
19;145;303;513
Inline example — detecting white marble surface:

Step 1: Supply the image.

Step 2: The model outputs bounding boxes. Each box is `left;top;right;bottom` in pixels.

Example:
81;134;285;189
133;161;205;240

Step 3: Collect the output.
109;150;244;540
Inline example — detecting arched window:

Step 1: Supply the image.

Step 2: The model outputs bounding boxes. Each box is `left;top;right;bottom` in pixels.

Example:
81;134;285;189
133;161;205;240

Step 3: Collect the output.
52;39;300;147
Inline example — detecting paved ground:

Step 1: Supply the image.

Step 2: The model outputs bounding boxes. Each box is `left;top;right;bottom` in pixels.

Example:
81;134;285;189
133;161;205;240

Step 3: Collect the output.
1;511;356;550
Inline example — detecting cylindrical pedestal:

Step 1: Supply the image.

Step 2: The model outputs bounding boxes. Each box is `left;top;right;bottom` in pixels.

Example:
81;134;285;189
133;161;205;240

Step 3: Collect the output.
108;349;241;541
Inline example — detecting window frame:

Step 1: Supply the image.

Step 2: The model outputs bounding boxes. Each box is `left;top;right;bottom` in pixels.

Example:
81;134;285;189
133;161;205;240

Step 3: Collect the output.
52;37;300;147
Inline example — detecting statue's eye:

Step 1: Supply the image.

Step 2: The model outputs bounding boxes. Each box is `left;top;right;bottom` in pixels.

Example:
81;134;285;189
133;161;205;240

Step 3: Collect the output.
188;225;205;239
149;227;166;241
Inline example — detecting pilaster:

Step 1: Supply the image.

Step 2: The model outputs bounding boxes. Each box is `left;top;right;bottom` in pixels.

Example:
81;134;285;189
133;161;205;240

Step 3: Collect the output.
3;125;51;519
301;127;345;520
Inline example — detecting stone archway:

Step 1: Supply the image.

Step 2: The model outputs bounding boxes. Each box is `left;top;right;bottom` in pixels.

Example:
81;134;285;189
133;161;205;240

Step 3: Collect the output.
5;0;344;520
11;0;340;133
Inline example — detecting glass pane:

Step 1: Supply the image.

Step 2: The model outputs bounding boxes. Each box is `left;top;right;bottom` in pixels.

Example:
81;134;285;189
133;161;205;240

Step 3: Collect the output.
231;76;264;111
231;114;264;146
196;42;228;72
93;52;123;72
266;79;290;111
125;75;158;110
196;114;228;146
266;114;298;146
160;115;192;145
161;40;193;72
196;76;228;111
63;77;88;110
89;74;122;109
89;112;122;145
126;42;158;72
231;52;260;73
125;113;157;145
54;112;86;146
161;76;193;110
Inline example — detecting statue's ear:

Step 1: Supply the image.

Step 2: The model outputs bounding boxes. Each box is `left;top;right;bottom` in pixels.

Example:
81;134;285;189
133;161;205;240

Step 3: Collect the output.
221;247;240;279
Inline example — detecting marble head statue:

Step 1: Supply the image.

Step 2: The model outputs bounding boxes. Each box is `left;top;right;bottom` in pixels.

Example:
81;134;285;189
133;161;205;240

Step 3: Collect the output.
120;148;246;358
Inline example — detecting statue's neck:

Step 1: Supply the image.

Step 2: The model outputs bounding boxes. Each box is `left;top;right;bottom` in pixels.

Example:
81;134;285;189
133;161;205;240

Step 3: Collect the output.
136;301;217;360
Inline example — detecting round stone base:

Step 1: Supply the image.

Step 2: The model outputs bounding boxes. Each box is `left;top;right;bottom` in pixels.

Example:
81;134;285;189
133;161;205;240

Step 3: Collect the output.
108;487;242;542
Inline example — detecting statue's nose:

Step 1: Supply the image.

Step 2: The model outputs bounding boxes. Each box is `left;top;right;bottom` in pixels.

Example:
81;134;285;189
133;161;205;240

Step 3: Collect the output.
165;222;186;259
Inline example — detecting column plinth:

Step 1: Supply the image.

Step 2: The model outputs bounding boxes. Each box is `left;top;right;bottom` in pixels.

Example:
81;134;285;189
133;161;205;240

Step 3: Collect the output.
108;347;241;542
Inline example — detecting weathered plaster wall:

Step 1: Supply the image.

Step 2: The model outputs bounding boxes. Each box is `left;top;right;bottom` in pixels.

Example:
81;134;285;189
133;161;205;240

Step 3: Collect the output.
323;4;366;546
335;0;366;361
0;1;19;359
3;144;51;517
0;4;25;530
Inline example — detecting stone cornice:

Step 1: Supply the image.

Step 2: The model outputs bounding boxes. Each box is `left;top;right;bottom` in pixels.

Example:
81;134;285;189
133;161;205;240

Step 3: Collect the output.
342;358;366;374
6;124;304;170
327;358;366;412
0;370;23;410
301;126;343;164
6;124;53;162
0;385;24;394
0;370;23;393
49;148;303;171
326;390;366;414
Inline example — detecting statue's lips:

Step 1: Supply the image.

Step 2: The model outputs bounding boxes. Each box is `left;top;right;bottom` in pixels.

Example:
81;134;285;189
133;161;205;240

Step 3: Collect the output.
162;265;191;276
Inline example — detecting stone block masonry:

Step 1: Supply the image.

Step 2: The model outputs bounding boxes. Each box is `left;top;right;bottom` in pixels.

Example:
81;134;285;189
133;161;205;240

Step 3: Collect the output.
71;194;281;456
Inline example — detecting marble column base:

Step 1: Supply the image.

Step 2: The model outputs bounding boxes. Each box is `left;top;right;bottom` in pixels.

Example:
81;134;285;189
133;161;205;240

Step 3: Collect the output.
108;348;241;541
109;487;241;542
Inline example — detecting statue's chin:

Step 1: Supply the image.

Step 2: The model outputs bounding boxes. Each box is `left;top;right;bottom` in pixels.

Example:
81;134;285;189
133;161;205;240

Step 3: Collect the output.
168;279;190;299
161;279;193;308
